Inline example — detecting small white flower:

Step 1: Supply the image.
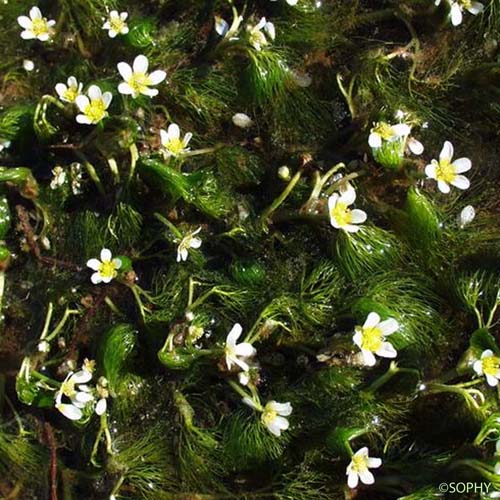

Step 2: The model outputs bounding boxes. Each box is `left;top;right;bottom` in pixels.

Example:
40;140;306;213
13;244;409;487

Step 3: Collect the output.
278;166;291;180
247;17;275;51
55;76;83;104
38;340;50;353
102;10;129;38
18;7;56;42
75;85;113;125
23;60;35;72
473;349;500;387
177;227;202;262
55;367;94;421
214;16;230;36
459;205;475;228
117;55;166;98
243;398;292;436
225;323;256;371
160;124;192;157
368;121;423;155
232;113;253;128
346;447;382;489
86;248;122;284
328;188;367;233
425;141;471;194
435;0;484;26
353;312;398;367
50;166;66;189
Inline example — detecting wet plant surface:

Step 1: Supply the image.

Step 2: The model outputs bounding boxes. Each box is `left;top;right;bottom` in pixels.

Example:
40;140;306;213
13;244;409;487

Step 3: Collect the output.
1;0;500;499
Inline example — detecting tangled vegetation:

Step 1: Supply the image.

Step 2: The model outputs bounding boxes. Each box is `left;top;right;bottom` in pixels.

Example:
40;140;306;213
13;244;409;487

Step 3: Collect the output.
1;0;500;498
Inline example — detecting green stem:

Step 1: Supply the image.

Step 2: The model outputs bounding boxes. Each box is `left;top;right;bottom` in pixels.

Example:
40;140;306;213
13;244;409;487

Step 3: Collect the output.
74;152;105;196
259;169;303;230
366;362;420;394
128;143;139;183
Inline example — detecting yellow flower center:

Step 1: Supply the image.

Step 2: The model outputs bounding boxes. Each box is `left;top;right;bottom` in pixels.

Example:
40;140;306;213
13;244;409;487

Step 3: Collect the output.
128;73;151;94
331;202;353;227
110;17;126;33
61;379;76;398
31;18;50;37
361;326;383;352
165;138;185;155
99;259;118;279
482;355;500;377
63;87;78;103
84;99;107;123
435;159;457;184
459;0;472;8
250;31;267;48
262;407;277;427
373;122;394;140
351;453;369;473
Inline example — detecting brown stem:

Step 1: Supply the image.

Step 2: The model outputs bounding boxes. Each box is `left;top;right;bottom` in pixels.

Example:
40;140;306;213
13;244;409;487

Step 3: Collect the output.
44;422;58;500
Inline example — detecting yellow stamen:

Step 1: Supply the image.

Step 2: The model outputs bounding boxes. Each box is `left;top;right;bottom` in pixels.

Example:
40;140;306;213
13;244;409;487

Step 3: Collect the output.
331;202;353;227
99;259;118;279
110;17;126;33
372;122;395;141
361;326;383;352
435;159;457;184
165;138;185;155
351;453;369;472
262;407;277;427
31;18;50;37
63;88;78;103
127;73;150;94
84;99;107;123
483;355;500;377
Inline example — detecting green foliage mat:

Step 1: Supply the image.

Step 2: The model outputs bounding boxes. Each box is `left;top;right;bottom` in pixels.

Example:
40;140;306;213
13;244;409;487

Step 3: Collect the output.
1;0;500;499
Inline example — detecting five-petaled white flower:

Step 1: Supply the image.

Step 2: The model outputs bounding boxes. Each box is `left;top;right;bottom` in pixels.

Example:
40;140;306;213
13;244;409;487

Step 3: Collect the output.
353;312;399;366
160;124;193;158
346;447;382;489
76;85;113;125
435;0;484;26
247;17;275;51
224;323;256;371
18;7;56;42
86;248;122;284
473;349;500;387
243;398;292;437
55;76;83;104
328;187;367;233
102;10;129;38
55;365;94;421
368;121;423;155
177;227;202;262
425;141;471;194
50;166;66;189
117;55;167;98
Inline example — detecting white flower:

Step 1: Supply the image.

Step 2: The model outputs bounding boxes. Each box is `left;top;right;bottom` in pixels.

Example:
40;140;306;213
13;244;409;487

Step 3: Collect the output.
55;76;83;104
353;312;398;367
247;17;275;51
23;60;35;72
160;124;192;157
75;85;113;125
102;10;129;38
176;227;202;262
243;398;292;436
214;16;230;36
278;166;291;180
50;166;66;189
346;447;382;489
86;248;122;284
232;113;253;128
459;205;475;228
95;376;109;416
38;340;50;352
17;7;56;42
473;349;500;387
270;0;299;5
117;55;166;98
368;121;423;155
55;367;94;421
224;323;256;371
435;0;484;26
425;141;471;194
328;188;367;233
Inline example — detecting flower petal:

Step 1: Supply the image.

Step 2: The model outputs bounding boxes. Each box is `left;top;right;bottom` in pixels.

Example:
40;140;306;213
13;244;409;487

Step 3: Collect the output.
376;341;397;359
167;123;181;140
368;132;382;148
88;85;102;101
425;162;437;179
468;2;484;15
452;157;471;173
450;175;470;190
133;55;149;74
450;3;463;25
347;470;359;489
56;403;83;420
437;180;451;194
95;398;107;415
117;62;133;81
362;349;377;367
91;272;103;284
268;401;293;416
350;209;367;224
234;342;256;357
87;258;101;271
364;312;380;329
17;16;32;29
73;370;92;384
368;457;382;468
408;138;424;155
100;248;112;262
118;82;133;95
391;123;411;137
30;7;42;19
148;70;167;85
21;30;36;40
378;318;399;335
75;95;89;112
359;469;375;485
439;141;454;162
